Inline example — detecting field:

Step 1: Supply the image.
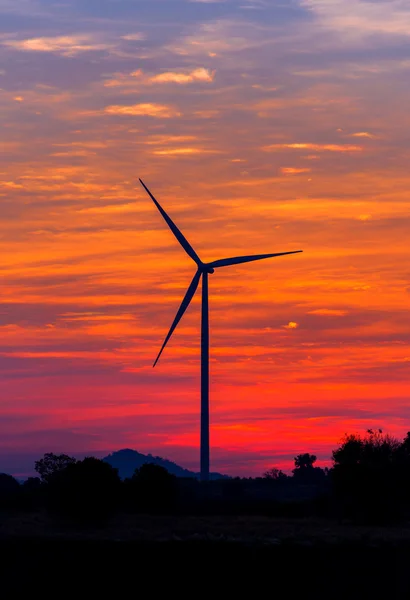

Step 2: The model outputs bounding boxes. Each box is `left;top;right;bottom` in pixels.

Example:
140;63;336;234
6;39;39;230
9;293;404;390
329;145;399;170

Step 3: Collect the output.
1;513;410;597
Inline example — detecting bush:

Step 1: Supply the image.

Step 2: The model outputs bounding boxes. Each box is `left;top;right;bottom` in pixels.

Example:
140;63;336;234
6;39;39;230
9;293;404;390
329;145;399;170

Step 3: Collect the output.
0;473;21;509
332;430;410;523
125;464;177;514
46;457;121;523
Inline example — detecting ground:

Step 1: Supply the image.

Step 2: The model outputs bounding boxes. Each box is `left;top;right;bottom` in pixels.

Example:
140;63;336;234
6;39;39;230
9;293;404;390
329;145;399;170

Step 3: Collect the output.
2;512;410;543
1;513;410;597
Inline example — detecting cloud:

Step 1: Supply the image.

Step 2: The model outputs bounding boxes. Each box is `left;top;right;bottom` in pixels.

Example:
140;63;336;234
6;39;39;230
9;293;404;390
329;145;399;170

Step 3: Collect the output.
194;109;220;118
168;19;267;56
265;143;363;153
350;132;376;139
150;68;215;84
103;68;214;90
283;322;299;329
308;309;347;317
104;103;180;118
281;167;312;175
152;147;220;156
1;34;113;56
301;0;410;38
51;150;96;157
121;33;145;41
0;0;48;16
144;135;198;145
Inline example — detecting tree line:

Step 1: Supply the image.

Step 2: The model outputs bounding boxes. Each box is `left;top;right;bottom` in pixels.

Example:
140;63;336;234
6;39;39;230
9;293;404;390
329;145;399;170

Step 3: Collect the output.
1;429;410;524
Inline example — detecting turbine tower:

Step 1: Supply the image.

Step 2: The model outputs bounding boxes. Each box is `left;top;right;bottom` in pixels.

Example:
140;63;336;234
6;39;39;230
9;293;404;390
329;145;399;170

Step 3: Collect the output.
140;179;302;482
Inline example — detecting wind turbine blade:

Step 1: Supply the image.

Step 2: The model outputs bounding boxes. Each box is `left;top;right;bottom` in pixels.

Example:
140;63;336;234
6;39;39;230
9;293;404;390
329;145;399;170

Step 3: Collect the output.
153;270;201;367
139;179;201;266
208;251;303;269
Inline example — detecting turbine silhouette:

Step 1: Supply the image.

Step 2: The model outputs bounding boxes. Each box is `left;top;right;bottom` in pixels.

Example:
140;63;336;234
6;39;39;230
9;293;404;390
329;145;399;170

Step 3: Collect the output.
140;179;302;482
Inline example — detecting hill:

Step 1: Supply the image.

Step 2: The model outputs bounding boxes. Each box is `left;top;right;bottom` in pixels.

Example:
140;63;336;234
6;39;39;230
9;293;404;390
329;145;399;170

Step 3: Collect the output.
102;449;228;480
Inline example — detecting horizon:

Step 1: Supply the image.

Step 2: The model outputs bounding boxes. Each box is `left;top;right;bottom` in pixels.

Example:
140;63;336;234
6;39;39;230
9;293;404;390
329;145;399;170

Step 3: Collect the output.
0;444;318;480
1;0;410;478
3;428;410;480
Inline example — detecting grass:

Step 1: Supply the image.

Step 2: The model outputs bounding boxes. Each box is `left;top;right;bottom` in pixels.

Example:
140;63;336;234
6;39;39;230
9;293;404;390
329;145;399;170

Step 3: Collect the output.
2;511;410;544
2;513;410;597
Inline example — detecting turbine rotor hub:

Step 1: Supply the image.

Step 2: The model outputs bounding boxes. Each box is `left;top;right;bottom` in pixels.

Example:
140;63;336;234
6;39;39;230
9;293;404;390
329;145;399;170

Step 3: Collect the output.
201;264;214;274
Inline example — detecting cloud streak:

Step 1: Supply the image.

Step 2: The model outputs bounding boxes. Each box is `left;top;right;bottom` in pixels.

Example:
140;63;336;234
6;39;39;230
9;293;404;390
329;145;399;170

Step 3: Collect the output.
104;103;181;117
265;143;363;153
1;34;114;56
302;0;410;38
150;67;215;84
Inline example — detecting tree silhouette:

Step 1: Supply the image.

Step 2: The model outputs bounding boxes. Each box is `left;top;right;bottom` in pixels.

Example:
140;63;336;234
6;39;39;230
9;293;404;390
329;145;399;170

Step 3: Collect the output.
21;476;43;510
332;429;409;522
22;476;42;491
35;453;76;483
294;453;317;470
127;463;177;513
47;457;121;522
292;453;316;481
292;453;327;484
2;429;407;524
263;468;287;481
0;473;20;492
0;473;21;509
402;431;410;454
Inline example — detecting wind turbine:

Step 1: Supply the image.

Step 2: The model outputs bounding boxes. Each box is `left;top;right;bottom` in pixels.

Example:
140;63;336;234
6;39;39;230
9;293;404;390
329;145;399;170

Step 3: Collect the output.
139;179;302;482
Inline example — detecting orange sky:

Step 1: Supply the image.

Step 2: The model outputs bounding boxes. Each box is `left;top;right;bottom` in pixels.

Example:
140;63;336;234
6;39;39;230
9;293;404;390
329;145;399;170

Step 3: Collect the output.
1;0;409;477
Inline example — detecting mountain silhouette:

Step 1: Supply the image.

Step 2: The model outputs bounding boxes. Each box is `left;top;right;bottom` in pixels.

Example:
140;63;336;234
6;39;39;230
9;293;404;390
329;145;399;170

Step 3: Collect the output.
102;449;229;480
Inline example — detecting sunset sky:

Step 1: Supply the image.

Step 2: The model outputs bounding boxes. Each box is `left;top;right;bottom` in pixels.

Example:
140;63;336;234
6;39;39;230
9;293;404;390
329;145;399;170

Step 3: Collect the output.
1;0;409;478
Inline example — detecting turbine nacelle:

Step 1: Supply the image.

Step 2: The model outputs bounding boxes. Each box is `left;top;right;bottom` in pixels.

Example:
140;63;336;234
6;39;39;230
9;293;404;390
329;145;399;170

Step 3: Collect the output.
201;264;215;275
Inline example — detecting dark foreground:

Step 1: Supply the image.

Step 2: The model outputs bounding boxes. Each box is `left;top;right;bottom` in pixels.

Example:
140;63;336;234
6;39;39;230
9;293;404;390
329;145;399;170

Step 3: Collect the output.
1;515;410;596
